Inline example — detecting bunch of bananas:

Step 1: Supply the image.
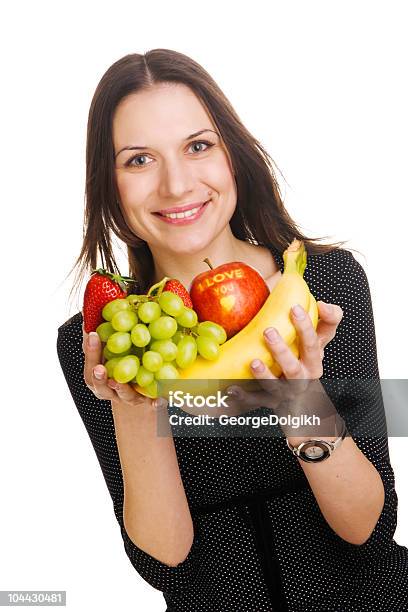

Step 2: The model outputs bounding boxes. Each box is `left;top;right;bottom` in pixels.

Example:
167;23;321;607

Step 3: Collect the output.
134;238;319;400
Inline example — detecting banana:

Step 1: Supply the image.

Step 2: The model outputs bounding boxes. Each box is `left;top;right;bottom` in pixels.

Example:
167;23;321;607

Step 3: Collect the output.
134;239;319;399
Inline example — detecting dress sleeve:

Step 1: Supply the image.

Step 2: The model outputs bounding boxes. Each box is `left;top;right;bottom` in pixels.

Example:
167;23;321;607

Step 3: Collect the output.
320;251;398;562
56;314;201;594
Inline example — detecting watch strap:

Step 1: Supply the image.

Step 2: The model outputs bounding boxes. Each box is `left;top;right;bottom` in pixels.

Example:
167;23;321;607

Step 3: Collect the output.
286;418;348;459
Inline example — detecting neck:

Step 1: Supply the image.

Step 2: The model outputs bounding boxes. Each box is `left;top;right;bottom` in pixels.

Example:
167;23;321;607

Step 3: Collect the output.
148;228;261;291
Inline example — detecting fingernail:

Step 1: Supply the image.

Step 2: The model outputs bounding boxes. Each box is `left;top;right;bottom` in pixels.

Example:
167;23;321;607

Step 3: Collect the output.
93;366;104;380
321;301;333;313
251;359;264;372
264;327;279;343
155;398;168;409
292;304;305;320
88;332;99;348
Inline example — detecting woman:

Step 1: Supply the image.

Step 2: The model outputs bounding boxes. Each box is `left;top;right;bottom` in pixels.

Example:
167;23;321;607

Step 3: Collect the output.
57;49;408;611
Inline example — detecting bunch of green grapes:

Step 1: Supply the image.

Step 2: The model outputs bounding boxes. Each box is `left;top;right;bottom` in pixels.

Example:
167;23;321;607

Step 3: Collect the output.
96;291;227;398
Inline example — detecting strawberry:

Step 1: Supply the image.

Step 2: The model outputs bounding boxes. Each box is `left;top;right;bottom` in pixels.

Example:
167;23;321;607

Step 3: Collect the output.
163;279;193;309
83;269;135;333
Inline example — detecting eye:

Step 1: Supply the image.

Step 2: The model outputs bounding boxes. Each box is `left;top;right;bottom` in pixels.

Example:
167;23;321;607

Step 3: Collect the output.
188;140;213;154
125;153;153;168
124;140;215;168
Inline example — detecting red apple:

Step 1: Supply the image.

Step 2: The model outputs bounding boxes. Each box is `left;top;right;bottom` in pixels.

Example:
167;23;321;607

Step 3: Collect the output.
189;258;270;339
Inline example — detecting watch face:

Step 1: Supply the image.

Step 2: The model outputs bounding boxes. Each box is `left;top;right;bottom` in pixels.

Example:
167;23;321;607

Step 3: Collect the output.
305;445;325;459
299;441;331;462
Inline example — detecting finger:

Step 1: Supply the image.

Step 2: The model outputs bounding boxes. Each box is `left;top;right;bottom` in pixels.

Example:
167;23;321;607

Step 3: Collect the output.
262;326;305;380
82;327;116;399
248;358;289;400
250;358;307;403
91;364;117;400
82;329;104;385
107;378;155;407
316;301;344;347
290;304;322;377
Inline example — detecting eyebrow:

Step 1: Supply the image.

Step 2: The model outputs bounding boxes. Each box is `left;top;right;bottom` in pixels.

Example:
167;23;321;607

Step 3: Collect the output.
114;129;220;159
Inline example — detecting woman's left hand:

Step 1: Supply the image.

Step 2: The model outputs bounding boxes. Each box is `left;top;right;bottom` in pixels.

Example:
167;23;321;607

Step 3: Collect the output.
225;300;344;410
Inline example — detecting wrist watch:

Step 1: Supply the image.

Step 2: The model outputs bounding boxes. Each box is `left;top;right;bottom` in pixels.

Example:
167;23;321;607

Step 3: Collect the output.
286;418;348;463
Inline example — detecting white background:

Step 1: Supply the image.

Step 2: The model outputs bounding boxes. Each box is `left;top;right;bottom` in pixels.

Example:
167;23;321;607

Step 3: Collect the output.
1;1;407;610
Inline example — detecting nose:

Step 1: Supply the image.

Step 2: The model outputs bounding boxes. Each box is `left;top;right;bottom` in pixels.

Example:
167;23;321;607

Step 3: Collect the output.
157;157;196;200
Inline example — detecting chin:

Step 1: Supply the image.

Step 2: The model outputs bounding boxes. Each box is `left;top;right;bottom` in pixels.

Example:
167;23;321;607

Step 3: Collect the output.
163;232;212;253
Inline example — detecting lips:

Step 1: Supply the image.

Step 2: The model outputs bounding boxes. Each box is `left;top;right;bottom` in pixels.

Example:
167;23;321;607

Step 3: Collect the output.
154;200;209;216
154;200;210;225
154;200;209;217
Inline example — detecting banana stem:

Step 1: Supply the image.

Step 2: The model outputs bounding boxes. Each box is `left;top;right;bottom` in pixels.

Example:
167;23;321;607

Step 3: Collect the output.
282;239;307;276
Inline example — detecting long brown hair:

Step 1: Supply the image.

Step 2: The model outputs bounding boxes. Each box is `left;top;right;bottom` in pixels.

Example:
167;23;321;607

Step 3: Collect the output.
65;48;354;309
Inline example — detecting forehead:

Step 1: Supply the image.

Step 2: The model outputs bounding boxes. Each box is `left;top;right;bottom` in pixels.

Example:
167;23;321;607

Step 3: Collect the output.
112;84;215;146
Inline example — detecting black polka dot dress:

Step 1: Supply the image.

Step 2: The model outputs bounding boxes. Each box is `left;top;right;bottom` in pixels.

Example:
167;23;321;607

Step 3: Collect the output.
56;245;408;612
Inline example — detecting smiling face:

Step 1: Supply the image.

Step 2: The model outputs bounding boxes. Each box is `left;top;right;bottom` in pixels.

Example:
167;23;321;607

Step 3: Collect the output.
113;83;237;255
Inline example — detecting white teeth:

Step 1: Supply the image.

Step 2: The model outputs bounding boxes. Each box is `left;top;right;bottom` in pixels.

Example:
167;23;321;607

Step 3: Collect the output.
162;204;203;219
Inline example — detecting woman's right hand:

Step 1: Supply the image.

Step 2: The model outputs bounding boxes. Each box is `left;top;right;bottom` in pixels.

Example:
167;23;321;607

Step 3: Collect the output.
82;323;167;412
